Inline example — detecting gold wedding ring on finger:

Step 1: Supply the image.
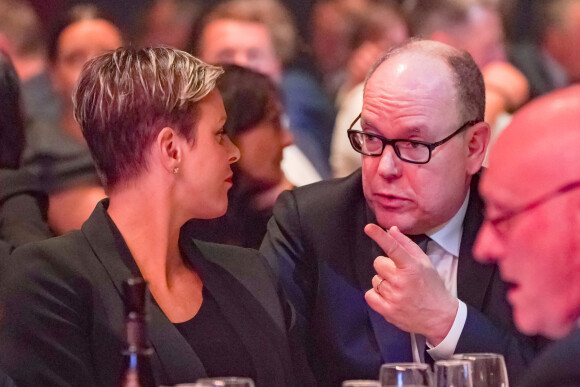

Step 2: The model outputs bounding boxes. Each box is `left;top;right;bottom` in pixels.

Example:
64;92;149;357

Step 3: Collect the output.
375;277;386;294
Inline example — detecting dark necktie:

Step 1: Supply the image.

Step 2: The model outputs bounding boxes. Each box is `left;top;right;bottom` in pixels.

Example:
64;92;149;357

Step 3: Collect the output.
409;234;429;253
407;234;431;363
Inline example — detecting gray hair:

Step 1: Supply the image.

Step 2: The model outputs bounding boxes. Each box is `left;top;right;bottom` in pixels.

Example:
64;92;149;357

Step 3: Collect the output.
74;46;223;190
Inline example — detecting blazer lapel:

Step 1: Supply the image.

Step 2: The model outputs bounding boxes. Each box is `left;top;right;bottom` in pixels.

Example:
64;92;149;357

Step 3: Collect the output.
351;198;413;363
457;174;496;310
81;201;206;384
180;237;294;387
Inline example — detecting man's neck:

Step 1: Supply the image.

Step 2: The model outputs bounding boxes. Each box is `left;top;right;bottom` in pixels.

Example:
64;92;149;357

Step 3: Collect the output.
426;189;470;257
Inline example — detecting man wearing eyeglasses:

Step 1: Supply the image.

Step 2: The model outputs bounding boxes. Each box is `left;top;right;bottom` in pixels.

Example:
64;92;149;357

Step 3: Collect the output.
474;85;580;387
261;39;538;386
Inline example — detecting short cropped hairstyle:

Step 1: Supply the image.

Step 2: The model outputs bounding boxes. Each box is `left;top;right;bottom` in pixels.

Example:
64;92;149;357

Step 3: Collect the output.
192;0;297;65
73;47;223;190
365;39;485;124
0;50;25;169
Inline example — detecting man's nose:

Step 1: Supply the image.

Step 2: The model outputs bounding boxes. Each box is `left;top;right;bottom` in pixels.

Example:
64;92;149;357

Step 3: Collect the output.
233;52;250;68
377;145;402;180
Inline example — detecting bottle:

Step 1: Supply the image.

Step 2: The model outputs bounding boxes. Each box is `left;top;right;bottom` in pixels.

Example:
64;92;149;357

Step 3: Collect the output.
118;277;156;387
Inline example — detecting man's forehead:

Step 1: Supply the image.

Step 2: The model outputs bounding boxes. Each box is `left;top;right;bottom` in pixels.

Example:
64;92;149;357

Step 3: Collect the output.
362;50;458;127
365;50;454;96
202;19;272;47
485;86;580;205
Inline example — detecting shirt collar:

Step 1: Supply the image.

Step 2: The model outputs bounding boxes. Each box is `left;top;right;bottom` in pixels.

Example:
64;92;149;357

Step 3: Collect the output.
425;190;470;257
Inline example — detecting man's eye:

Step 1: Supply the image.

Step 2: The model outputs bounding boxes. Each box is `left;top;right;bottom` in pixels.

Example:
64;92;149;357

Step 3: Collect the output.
398;141;422;149
363;134;382;144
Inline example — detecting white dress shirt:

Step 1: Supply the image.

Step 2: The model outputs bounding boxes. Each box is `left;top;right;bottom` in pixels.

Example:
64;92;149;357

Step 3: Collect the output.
416;191;470;361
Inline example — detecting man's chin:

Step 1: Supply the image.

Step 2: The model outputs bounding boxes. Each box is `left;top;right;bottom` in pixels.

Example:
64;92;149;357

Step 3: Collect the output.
374;213;424;234
513;309;562;339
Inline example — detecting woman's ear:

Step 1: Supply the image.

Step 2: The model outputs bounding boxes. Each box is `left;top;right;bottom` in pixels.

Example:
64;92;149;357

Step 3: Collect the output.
466;122;491;175
156;127;181;173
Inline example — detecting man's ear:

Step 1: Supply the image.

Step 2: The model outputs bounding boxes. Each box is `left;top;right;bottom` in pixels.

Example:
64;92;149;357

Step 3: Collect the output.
156;126;181;173
466;122;490;174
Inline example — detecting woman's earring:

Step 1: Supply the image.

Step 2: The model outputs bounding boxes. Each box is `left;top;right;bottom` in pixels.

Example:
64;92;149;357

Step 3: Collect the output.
173;167;179;174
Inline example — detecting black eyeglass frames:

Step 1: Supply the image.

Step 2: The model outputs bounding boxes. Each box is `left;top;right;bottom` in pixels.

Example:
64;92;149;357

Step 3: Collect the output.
346;113;481;164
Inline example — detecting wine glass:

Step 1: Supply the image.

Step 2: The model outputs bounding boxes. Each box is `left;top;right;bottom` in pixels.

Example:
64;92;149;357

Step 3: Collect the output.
342;380;381;387
379;363;434;386
434;359;473;387
452;353;508;387
195;377;255;387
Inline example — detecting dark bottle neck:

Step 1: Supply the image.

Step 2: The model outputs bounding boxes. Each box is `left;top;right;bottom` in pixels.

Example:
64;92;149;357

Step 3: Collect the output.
118;352;156;387
124;312;151;353
119;277;156;387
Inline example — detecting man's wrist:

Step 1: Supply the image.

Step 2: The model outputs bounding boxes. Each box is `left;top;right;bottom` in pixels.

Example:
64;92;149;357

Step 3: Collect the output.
427;300;468;360
427;297;459;346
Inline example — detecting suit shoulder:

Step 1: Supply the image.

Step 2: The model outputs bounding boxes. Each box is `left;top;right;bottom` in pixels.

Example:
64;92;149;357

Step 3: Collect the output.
278;169;363;214
271;169;365;232
292;169;362;197
6;230;92;279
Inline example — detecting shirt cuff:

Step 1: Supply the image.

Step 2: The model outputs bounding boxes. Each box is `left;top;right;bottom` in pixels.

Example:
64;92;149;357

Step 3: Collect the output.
426;300;467;360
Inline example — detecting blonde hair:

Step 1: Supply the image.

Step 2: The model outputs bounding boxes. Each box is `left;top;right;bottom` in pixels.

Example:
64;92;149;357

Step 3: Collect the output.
74;46;223;189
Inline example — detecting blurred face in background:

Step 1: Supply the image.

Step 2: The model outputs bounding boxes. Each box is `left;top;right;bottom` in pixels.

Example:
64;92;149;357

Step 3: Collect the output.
199;19;282;82
235;104;292;188
544;1;580;82
52;19;122;104
454;6;506;68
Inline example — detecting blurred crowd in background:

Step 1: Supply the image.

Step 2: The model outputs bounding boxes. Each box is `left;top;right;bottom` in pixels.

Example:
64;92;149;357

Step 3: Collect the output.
1;0;579;243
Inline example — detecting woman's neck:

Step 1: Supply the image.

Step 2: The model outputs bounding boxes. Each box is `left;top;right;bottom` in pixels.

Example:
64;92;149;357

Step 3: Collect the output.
107;182;184;286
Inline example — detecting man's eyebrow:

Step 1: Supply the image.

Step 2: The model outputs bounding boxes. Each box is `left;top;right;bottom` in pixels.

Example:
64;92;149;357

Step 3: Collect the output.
360;119;425;137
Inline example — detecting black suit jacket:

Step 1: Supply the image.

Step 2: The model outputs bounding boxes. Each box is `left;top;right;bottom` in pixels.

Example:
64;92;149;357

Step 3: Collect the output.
509;42;567;99
517;328;580;387
0;168;52;249
261;169;537;387
0;201;314;387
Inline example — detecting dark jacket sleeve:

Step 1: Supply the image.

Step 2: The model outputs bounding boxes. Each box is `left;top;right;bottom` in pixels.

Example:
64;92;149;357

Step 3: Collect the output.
0;169;52;248
271;258;317;387
0;242;97;387
516;329;580;387
260;189;314;342
458;305;542;383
